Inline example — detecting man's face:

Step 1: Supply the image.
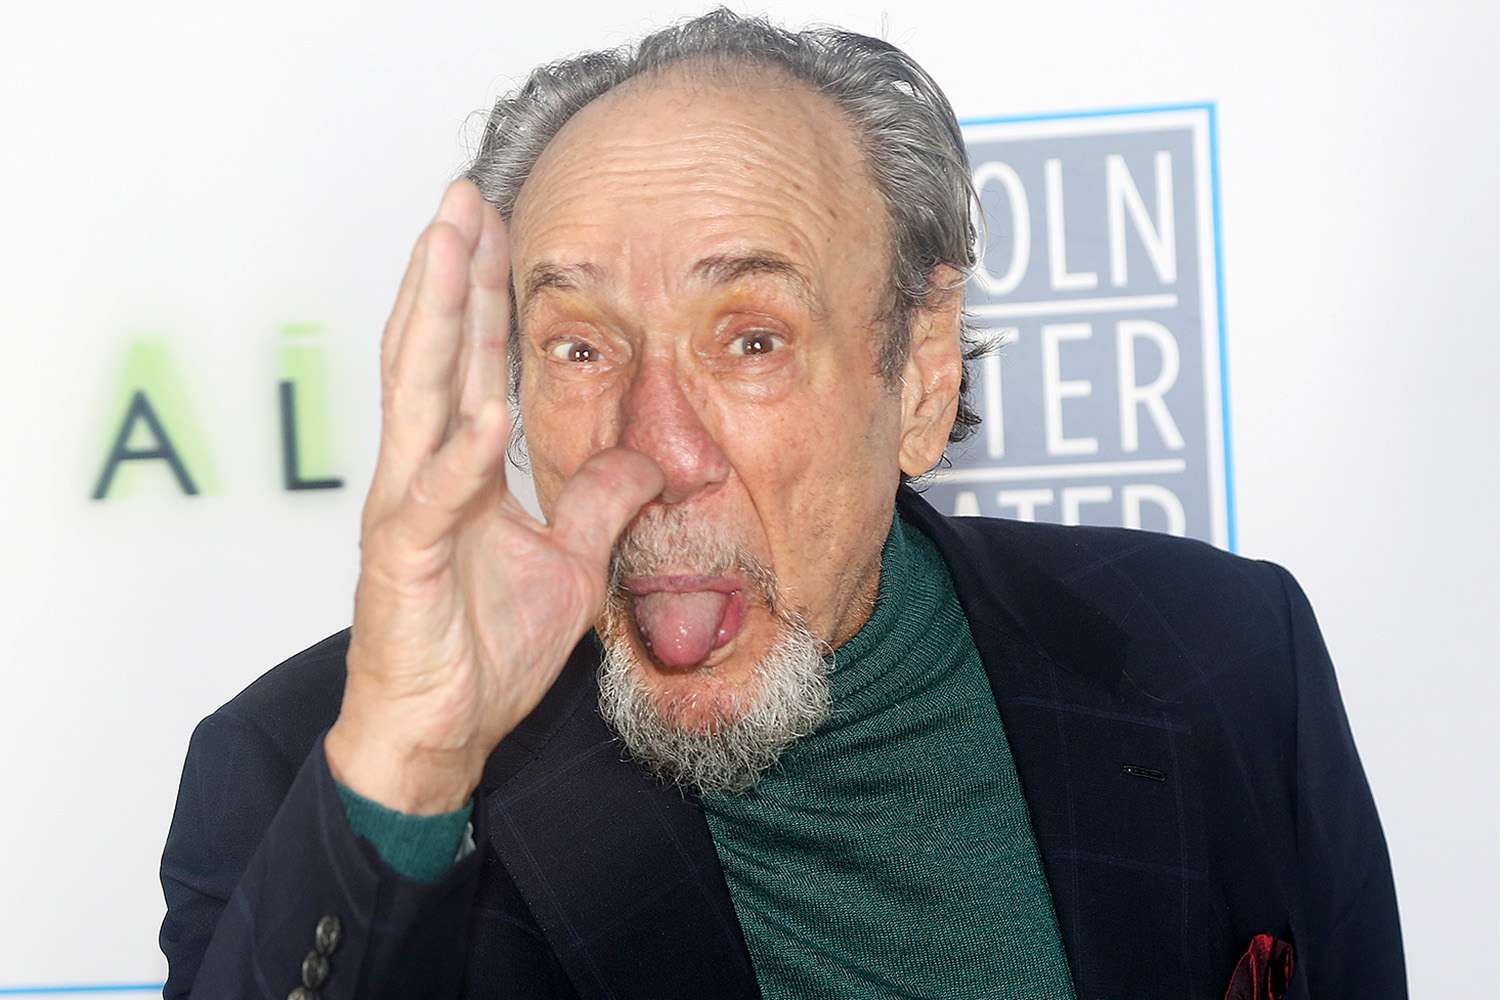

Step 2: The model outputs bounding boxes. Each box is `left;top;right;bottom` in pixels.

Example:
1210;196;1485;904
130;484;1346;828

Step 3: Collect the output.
510;67;914;743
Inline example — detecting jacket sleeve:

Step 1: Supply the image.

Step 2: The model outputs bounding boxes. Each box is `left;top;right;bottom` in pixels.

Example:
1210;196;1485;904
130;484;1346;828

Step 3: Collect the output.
158;710;482;999
1268;562;1408;997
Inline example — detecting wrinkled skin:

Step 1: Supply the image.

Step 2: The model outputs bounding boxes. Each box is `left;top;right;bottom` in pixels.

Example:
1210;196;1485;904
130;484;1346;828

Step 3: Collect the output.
513;66;963;729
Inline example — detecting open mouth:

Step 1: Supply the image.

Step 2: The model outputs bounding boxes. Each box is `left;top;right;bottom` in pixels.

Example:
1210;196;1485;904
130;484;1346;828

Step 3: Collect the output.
624;575;749;670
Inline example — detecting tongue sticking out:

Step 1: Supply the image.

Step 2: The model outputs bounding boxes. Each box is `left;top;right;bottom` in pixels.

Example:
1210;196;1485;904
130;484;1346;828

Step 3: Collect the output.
633;591;733;669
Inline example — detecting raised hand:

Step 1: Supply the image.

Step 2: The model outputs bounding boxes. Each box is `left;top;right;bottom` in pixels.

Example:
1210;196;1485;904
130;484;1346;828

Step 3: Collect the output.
324;180;663;814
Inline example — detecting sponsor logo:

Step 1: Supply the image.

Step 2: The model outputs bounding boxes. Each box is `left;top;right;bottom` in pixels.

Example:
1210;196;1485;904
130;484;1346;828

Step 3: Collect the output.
91;324;344;499
926;104;1235;549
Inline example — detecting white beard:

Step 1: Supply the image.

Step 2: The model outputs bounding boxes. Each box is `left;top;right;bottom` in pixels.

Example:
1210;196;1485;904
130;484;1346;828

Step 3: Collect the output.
596;507;832;795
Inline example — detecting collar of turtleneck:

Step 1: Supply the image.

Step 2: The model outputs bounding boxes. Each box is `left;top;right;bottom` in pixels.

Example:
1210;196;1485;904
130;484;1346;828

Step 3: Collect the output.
817;505;954;726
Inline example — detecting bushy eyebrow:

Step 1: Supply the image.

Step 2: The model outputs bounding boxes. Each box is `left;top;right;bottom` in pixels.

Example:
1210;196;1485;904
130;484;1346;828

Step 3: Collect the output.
521;261;605;302
516;261;602;331
517;250;823;327
690;252;822;316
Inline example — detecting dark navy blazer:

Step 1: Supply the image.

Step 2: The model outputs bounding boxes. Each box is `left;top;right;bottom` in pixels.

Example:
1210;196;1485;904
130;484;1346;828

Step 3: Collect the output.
159;486;1407;999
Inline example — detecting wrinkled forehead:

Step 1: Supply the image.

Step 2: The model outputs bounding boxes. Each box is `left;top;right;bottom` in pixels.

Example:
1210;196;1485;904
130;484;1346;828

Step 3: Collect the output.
508;66;887;299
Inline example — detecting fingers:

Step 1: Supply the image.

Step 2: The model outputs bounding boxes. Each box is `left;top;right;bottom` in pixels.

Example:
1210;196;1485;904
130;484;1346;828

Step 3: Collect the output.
379;232;427;388
388;183;484;447
455;199;512;424
370;180;489;521
389;398;510;551
380;180;483;391
550;448;666;571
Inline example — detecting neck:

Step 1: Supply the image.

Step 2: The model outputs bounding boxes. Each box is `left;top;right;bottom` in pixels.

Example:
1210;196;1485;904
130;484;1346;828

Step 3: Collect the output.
823;513;891;652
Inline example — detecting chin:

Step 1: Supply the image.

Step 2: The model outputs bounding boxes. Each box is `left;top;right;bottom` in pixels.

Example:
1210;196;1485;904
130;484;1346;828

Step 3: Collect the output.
637;656;764;733
613;612;767;730
595;599;833;795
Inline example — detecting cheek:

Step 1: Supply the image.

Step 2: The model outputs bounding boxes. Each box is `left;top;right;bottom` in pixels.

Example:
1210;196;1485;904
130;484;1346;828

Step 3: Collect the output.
860;387;905;458
715;376;901;635
801;389;901;541
718;374;895;513
714;391;815;487
520;372;624;509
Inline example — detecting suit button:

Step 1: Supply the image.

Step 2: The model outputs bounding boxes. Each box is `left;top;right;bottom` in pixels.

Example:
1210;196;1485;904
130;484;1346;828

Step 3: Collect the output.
287;989;319;1000
302;949;330;988
314;914;342;955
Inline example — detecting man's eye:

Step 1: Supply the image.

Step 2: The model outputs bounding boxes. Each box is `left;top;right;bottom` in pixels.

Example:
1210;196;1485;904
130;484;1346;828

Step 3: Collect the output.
728;331;782;357
548;340;600;364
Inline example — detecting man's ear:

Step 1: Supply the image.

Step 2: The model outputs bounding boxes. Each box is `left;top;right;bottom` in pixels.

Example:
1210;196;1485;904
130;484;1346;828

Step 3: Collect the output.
898;264;964;478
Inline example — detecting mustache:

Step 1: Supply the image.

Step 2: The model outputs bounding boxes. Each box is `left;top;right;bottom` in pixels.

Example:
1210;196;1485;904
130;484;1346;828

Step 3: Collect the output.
607;505;782;614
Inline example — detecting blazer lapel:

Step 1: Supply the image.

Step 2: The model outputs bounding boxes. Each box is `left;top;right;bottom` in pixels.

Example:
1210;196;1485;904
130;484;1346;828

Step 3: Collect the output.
898;486;1214;998
478;638;760;1000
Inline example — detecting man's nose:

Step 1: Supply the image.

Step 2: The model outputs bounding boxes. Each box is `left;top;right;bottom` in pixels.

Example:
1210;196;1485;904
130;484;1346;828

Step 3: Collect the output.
617;357;731;504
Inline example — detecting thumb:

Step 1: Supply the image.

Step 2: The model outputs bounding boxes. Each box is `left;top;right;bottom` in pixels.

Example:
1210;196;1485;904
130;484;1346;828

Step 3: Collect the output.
549;448;664;571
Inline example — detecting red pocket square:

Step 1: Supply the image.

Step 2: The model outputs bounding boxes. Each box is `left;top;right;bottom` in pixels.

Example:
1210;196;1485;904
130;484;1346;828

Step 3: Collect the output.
1223;933;1295;1000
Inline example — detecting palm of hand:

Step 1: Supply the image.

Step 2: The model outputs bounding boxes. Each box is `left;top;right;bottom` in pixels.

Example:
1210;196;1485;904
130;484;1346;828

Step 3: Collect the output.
329;180;662;811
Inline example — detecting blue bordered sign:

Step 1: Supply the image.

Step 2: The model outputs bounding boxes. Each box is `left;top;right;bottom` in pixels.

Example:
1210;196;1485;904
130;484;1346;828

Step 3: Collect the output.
927;104;1235;551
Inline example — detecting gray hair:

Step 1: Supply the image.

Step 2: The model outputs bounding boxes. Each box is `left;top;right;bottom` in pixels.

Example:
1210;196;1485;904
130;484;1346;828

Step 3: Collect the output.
465;6;986;462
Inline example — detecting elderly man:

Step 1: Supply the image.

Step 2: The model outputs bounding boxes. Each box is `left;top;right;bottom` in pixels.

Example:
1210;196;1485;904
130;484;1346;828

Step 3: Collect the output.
159;10;1405;1000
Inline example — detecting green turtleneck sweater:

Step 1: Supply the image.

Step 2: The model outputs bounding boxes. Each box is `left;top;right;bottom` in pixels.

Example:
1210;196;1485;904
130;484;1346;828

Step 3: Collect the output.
333;512;1074;998
699;512;1075;1000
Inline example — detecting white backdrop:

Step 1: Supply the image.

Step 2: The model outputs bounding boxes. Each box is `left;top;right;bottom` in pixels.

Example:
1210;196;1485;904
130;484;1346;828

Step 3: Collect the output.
2;1;1496;996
